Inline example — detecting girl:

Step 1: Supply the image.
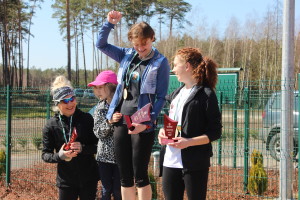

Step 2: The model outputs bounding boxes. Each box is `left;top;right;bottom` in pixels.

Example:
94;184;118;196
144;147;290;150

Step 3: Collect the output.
88;70;122;200
158;47;222;200
96;11;170;200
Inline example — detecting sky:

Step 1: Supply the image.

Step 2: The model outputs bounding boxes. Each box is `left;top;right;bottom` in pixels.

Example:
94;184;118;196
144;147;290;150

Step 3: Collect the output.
25;0;300;70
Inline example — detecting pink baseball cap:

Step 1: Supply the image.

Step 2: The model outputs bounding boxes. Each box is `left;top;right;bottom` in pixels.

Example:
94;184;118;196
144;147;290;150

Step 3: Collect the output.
87;70;118;87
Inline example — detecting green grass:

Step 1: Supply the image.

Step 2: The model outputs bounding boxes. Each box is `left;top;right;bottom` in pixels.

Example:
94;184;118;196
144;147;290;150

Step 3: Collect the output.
0;107;50;118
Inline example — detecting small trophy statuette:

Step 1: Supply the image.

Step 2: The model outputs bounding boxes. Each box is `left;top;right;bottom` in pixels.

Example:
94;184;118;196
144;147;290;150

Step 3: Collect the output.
64;127;78;161
124;103;151;131
161;114;178;145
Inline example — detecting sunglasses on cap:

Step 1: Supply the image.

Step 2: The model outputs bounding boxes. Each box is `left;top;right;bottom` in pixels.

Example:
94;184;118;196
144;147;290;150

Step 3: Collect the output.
61;96;75;104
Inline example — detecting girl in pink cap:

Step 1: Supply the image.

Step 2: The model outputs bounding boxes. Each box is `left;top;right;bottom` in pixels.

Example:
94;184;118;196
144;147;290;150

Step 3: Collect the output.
88;70;122;200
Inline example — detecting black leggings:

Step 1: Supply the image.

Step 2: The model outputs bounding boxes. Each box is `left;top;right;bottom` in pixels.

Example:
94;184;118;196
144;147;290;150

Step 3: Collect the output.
58;181;98;200
114;124;155;188
162;167;209;200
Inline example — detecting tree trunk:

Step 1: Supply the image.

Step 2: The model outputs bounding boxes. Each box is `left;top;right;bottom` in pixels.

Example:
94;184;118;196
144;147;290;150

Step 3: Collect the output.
18;2;23;88
80;21;87;87
169;17;173;37
3;0;10;86
75;21;79;86
26;1;37;88
66;0;71;80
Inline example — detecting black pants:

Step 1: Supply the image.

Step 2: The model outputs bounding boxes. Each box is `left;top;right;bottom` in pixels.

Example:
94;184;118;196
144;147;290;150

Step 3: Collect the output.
162;166;209;200
58;181;98;200
114;124;155;187
98;161;122;200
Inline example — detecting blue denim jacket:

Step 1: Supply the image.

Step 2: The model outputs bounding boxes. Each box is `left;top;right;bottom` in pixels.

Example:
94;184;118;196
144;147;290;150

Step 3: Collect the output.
96;21;170;130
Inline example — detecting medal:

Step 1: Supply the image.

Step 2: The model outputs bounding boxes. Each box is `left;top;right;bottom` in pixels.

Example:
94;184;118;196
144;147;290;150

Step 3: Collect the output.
124;53;144;100
175;125;182;137
123;88;128;99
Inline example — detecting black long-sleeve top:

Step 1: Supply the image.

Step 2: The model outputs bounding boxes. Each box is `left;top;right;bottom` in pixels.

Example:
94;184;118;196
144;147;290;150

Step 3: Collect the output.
160;85;222;175
42;108;99;188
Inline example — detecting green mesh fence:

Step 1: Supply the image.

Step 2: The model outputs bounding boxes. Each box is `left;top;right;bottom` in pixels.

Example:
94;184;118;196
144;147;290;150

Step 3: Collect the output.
0;77;299;199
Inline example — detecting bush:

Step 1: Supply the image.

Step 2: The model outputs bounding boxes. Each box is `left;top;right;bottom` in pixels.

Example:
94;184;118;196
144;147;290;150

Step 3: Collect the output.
0;150;6;176
248;149;268;195
17;138;27;149
32;136;42;150
1;138;5;147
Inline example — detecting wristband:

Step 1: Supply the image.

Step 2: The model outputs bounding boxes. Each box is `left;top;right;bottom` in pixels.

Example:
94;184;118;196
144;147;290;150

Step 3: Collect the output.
146;125;151;130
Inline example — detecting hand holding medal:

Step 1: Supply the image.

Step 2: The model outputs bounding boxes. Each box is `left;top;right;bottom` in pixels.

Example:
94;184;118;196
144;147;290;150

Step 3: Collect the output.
63;127;78;161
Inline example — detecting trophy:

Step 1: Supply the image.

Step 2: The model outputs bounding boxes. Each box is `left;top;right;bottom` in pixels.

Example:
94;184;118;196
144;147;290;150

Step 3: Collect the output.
64;127;78;161
161;114;178;145
124;103;151;131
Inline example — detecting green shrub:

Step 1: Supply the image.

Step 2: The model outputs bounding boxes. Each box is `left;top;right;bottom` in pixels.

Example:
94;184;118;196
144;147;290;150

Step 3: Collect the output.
149;172;157;199
248;149;268;195
1;138;5;147
32;136;42;150
1;138;14;150
17;138;27;149
249;129;259;139
0;150;6;176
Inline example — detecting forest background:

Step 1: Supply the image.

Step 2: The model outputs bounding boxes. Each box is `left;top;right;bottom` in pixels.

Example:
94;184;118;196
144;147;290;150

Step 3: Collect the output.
1;0;300;89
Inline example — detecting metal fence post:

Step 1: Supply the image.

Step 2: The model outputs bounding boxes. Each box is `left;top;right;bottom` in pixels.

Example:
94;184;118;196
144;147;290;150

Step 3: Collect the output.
243;87;249;191
218;92;223;165
5;85;11;186
281;0;295;199
233;98;238;168
298;73;300;199
152;151;160;177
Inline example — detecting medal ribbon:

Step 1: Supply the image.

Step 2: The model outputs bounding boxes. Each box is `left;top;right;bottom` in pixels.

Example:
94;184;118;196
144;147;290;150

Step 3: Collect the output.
124;48;154;88
125;58;144;88
59;115;73;144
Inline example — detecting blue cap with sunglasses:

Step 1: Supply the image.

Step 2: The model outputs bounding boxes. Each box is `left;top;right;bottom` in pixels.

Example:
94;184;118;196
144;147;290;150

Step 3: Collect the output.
53;86;75;105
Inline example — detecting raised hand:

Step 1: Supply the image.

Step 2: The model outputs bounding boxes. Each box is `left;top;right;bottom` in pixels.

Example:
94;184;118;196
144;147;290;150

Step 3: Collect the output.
107;10;122;24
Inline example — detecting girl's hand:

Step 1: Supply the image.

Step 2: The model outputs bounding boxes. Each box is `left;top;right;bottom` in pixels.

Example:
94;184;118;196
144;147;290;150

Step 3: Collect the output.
128;123;147;134
158;128;167;145
108;112;122;124
59;144;78;161
107;10;122;24
70;142;82;153
168;137;190;149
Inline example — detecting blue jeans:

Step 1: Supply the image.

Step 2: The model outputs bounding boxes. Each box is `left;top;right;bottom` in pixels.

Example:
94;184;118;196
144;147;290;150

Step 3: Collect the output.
98;161;122;200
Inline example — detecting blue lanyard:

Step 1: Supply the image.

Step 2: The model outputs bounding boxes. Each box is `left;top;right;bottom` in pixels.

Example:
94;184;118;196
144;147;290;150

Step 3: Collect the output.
124;49;153;88
125;53;143;88
59;115;73;144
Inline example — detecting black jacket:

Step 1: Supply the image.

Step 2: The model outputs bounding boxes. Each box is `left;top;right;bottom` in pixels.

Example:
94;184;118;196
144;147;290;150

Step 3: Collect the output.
160;85;222;175
42;108;99;188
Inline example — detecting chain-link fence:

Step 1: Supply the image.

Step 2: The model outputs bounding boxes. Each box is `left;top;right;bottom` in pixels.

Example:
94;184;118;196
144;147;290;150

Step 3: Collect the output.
0;76;299;199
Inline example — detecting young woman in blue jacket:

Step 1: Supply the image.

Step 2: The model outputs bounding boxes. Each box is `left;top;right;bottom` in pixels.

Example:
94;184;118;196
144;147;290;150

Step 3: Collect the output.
96;11;170;200
158;47;222;200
